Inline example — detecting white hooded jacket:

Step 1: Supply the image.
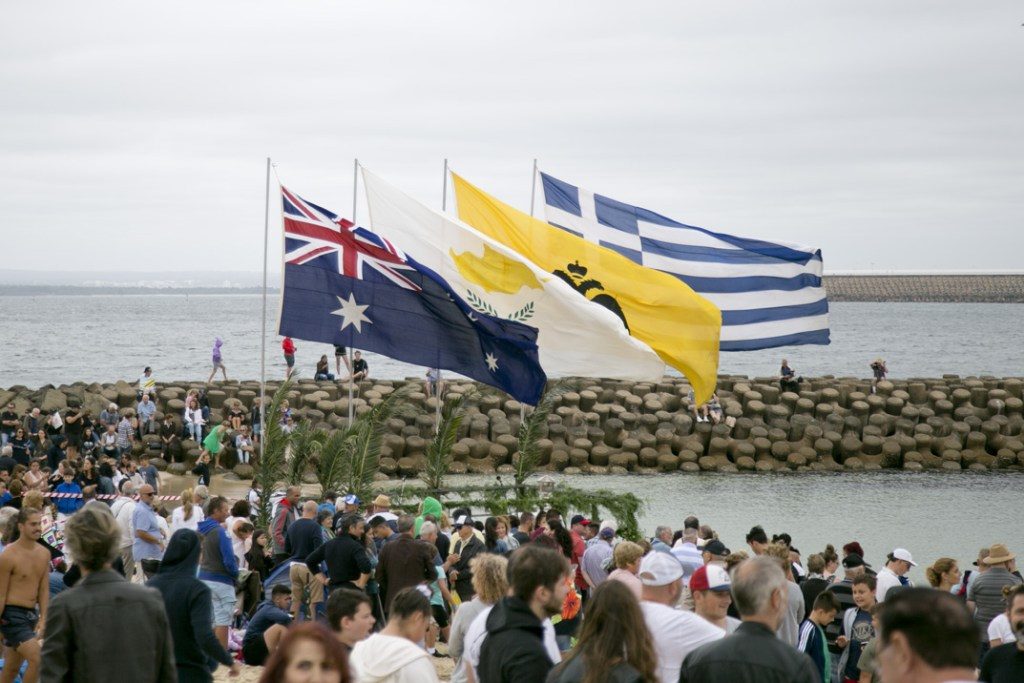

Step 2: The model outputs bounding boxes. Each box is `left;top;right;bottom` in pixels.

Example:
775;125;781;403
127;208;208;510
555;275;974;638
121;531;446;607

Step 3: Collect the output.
349;634;439;683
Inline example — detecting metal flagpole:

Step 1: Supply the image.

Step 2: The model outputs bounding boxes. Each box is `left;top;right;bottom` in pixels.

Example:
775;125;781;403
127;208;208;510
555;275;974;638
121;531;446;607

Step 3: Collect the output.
521;158;540;423
259;157;271;465
435;159;450;430
348;158;359;427
529;158;538;217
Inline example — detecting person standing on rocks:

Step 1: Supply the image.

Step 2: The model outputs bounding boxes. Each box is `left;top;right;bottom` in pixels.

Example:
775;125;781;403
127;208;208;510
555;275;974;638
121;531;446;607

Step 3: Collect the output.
334;345;351;379
199;420;230;471
870;358;888;393
207;337;228;384
0;508;51;683
282;337;297;379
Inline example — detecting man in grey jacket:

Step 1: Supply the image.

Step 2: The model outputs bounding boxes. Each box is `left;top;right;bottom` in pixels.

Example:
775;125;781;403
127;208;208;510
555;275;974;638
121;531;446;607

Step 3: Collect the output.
41;504;176;682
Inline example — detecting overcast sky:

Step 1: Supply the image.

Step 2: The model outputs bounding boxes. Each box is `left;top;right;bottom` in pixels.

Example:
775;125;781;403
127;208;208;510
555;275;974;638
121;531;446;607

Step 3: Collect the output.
2;1;1022;274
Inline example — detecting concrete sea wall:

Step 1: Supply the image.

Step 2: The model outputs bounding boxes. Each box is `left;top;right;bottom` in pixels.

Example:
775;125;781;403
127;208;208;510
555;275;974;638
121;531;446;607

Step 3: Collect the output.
824;274;1024;303
5;374;1024;478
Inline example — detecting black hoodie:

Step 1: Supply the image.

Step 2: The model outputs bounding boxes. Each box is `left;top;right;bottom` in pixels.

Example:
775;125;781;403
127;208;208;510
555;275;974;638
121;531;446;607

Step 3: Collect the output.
147;529;234;683
478;596;554;683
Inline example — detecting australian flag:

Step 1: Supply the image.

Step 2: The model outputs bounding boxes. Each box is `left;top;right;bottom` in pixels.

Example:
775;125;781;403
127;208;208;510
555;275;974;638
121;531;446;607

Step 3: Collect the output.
279;186;547;405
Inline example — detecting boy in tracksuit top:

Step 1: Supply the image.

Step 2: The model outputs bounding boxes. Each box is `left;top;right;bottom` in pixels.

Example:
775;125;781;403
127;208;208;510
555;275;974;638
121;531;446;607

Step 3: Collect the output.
197;496;239;650
836;575;878;683
798;591;841;683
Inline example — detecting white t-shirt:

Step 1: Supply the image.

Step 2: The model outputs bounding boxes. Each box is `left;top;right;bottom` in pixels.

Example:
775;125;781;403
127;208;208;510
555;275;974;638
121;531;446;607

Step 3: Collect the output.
641;600;725;683
875;566;904;602
169;505;205;533
463;604;560;683
988;612;1014;644
226;515;252;570
110;497;136;550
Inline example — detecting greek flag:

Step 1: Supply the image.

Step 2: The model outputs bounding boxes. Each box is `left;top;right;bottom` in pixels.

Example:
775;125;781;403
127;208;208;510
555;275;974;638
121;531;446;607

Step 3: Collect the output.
540;172;830;351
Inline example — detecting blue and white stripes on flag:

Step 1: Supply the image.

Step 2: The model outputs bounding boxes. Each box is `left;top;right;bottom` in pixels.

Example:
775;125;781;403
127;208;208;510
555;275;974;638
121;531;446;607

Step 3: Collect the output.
540;172;830;351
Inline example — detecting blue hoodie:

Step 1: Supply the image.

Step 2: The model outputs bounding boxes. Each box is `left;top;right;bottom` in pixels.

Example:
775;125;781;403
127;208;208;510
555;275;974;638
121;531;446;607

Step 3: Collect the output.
196;518;238;586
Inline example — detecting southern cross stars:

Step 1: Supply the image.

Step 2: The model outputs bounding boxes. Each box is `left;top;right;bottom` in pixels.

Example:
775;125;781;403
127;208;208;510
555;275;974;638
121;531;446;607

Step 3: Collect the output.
485;352;499;372
331;293;371;332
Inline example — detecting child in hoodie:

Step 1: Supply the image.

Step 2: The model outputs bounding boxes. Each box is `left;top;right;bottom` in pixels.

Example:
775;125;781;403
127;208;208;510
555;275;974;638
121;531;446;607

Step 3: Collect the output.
207;338;228;383
350;586;440;683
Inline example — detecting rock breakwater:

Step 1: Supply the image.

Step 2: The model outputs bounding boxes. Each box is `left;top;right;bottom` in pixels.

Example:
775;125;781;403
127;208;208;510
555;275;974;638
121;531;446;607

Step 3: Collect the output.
4;375;1024;478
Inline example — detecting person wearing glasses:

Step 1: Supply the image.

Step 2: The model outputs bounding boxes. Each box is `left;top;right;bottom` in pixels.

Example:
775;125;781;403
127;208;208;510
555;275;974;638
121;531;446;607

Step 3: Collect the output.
132;484;164;581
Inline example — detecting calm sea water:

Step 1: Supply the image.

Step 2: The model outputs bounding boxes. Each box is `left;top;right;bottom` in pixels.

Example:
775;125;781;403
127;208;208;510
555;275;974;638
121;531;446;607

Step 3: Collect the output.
443;471;1023;585
0;295;1021;387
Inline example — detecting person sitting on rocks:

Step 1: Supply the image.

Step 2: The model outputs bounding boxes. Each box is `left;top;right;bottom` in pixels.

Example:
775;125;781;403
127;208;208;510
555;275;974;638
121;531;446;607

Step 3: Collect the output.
159;413;180;462
706;393;724;425
347;351;369;383
314;354;336;381
780;359;803;393
688;388;711;423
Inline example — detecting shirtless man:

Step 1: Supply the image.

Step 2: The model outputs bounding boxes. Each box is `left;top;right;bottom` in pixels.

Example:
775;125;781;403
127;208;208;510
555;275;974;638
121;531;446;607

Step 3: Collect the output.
0;508;50;683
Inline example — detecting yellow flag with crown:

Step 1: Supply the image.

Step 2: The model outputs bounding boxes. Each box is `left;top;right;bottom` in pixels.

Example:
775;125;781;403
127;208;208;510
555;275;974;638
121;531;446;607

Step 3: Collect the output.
452;172;721;403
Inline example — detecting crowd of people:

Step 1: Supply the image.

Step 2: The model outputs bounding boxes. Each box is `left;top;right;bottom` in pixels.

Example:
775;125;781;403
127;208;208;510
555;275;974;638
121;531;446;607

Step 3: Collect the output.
0;468;1020;683
1;356;1021;683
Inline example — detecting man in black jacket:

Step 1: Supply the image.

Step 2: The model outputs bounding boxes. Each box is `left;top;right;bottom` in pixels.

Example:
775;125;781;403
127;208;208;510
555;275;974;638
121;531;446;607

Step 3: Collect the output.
447;514;486;601
478;544;570;683
148;529;239;682
305;513;371;592
678;556;819;683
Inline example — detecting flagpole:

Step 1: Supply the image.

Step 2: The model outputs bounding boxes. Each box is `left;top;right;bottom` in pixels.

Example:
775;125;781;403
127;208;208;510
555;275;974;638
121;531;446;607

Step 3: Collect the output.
348;158;359;427
435;159;450;429
521;158;539;421
529;158;538;217
259;157;270;467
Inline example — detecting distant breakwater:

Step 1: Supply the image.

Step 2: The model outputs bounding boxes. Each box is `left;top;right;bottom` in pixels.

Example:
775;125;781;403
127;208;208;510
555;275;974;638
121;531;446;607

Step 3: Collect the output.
4;274;1024;302
824;274;1024;303
6;374;1024;479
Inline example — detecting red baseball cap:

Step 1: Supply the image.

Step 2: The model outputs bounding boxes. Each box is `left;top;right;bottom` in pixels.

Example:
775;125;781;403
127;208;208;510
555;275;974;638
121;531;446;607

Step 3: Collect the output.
690;564;732;592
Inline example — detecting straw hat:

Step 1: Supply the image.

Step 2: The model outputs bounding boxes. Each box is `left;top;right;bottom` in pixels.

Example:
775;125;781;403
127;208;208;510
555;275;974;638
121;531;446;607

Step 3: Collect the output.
984;543;1015;565
372;494;391;507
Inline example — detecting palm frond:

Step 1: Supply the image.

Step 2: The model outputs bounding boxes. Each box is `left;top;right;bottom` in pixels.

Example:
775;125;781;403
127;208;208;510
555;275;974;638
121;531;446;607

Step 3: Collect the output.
420;392;470;492
341;384;415;501
286;421;326;485
252;381;292;527
316;425;358;495
515;381;578;493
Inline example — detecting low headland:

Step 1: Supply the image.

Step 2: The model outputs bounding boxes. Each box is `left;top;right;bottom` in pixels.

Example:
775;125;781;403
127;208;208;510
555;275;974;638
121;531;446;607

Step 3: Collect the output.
6;372;1024;478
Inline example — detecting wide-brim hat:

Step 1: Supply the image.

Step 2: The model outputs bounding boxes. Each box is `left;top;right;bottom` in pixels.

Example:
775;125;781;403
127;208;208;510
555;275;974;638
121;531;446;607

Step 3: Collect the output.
372;494;391;507
984;543;1015;565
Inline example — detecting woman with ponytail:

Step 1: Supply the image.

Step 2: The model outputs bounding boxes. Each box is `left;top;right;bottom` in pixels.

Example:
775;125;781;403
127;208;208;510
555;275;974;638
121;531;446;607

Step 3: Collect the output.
925;557;961;593
170;487;205;533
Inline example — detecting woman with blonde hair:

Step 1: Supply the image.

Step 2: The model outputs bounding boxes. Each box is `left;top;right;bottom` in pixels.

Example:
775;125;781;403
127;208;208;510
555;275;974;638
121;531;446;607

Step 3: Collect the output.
170;488;205;533
606;541;645;599
547;579;658;683
925;557;961;593
449;554;509;683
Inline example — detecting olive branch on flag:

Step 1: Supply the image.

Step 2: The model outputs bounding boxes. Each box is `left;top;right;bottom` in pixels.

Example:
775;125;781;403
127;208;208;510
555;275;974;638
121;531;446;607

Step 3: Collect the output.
465;290;535;322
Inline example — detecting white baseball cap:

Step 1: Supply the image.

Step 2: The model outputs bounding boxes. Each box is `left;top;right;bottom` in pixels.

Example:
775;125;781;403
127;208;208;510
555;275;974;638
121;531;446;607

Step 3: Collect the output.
638;552;684;586
892;548;917;566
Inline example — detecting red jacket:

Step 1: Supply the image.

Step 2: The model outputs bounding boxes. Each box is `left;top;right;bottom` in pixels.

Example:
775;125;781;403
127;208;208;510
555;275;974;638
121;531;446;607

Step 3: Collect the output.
281;338;296;355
